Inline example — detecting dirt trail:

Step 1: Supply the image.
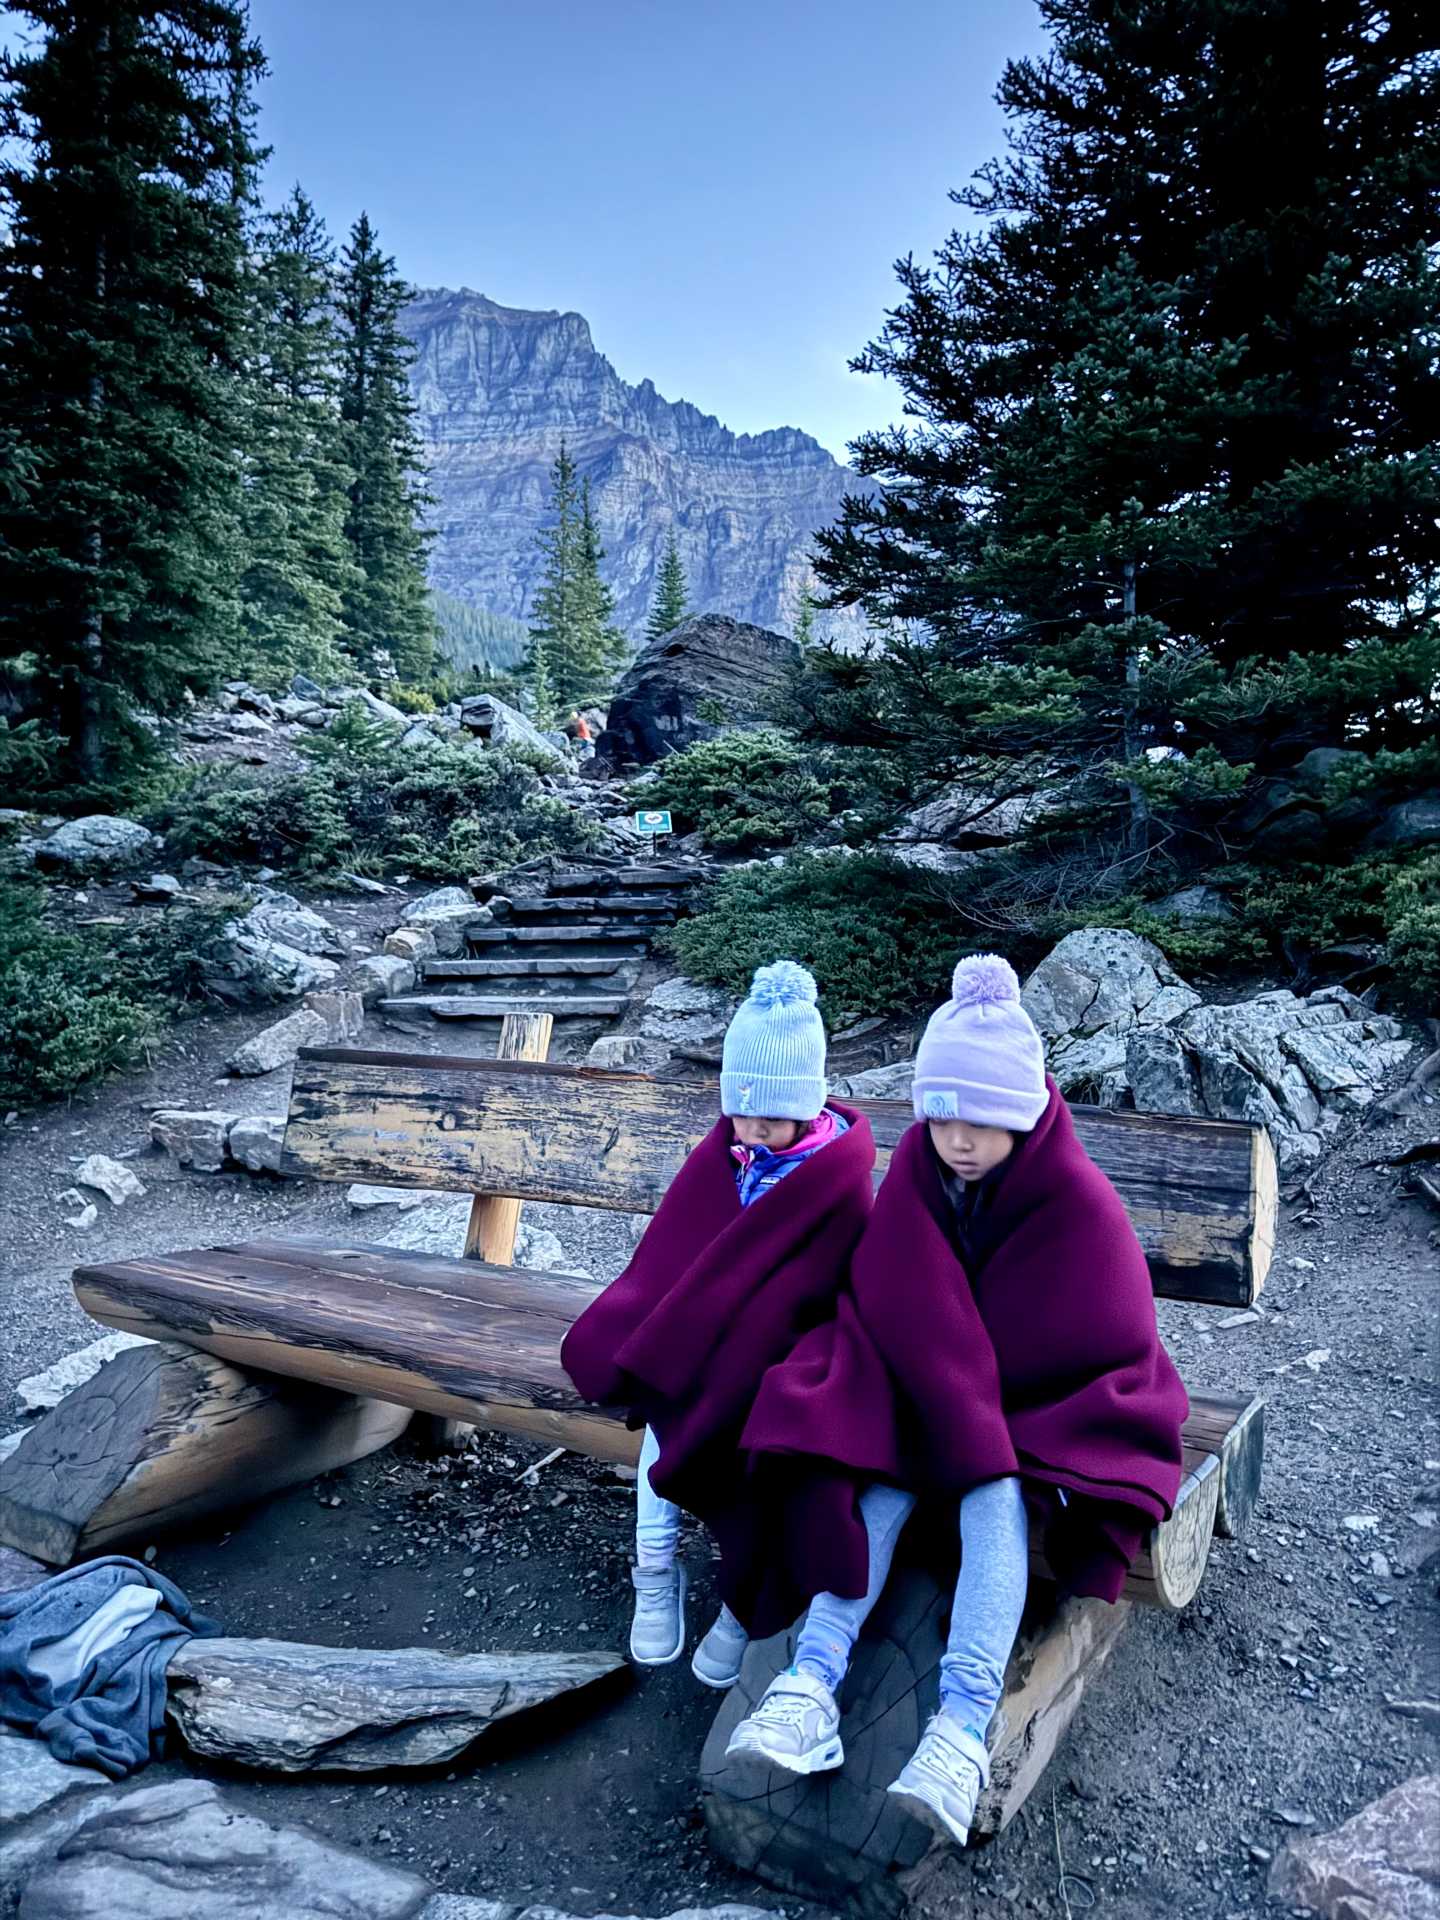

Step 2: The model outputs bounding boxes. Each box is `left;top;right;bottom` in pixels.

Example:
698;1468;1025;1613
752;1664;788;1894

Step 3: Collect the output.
1;976;1436;1919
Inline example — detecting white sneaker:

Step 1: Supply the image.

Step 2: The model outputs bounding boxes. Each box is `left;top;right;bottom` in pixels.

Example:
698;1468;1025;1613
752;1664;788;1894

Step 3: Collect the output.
885;1710;990;1847
629;1563;686;1666
691;1610;749;1690
724;1667;844;1775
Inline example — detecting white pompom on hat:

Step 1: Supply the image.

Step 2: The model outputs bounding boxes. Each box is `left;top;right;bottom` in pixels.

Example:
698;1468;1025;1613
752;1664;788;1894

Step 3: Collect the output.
911;953;1048;1131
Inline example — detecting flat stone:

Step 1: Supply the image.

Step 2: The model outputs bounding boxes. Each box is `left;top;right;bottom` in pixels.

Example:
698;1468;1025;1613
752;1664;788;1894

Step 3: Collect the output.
227;1008;329;1077
830;1059;916;1101
346;1184;446;1212
352;954;415;1006
149;1109;239;1173
130;873;183;903
240;896;342;958
15;1778;431;1920
0;1733;109;1825
219;930;340;999
399;897;488;957
1268;1773;1440;1919
384;927;437;963
640;977;734;1049
76;1154;148;1208
164;1638;625;1772
33;816;161;875
16;1333;152;1414
585;1035;671;1073
228;1114;286;1175
401;885;473;922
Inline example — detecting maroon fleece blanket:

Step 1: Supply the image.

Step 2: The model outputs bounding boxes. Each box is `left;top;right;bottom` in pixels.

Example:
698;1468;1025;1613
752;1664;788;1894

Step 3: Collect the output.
560;1104;878;1628
745;1079;1190;1603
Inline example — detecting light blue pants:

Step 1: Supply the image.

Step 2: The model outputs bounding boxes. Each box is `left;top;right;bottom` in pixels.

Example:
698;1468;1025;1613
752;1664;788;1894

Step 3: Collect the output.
794;1477;1030;1737
635;1425;682;1568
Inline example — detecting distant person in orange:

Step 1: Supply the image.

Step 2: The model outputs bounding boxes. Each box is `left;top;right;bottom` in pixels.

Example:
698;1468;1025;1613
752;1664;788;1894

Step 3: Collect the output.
565;711;593;743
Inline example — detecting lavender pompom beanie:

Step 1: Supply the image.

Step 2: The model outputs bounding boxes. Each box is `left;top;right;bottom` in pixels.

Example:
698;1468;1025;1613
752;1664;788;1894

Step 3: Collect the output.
912;954;1048;1132
721;960;828;1121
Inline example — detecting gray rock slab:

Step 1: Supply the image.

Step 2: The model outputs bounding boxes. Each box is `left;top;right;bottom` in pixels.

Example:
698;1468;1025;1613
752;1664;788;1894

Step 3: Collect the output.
149;1110;238;1173
16;1334;152;1414
401;885;472;921
1268;1773;1440;1919
220;929;341;999
303;988;365;1044
239;896;343;957
0;1735;109;1827
640;977;734;1049
227;1114;286;1175
352;953;415;1005
33;817;160;875
16;1778;431;1920
227;1007;329;1077
830;1058;916;1101
0;1544;49;1589
74;1155;146;1207
164;1638;625;1772
585;1035;671;1073
384;927;438;962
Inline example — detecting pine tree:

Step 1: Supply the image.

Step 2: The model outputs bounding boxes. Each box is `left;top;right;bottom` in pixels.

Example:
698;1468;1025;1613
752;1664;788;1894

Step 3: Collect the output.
526;451;628;714
645;530;689;642
335;212;435;680
526;443;581;724
808;0;1439;820
571;478;629;701
793;579;817;649
0;0;264;790
238;186;358;684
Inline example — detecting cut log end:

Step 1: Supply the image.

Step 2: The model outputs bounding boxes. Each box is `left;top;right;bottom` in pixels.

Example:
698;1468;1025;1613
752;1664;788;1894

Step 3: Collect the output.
1125;1452;1219;1610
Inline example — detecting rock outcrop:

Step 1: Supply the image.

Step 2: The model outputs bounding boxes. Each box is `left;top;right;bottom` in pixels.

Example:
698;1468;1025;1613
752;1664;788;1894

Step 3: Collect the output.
404;288;867;645
595;614;800;768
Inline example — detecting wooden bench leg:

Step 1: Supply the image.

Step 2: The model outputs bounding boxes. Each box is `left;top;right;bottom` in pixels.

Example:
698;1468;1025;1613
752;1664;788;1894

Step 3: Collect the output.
1185;1391;1265;1539
0;1341;411;1566
700;1563;1133;1915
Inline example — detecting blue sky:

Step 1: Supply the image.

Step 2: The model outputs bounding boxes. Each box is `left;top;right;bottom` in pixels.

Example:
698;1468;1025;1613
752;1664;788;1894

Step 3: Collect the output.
244;0;1049;462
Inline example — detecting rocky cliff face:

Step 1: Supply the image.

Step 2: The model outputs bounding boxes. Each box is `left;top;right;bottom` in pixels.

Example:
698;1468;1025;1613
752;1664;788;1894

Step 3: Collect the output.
404;288;867;647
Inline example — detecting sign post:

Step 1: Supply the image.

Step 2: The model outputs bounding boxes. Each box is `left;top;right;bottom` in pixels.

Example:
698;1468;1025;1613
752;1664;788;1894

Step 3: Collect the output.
632;809;673;849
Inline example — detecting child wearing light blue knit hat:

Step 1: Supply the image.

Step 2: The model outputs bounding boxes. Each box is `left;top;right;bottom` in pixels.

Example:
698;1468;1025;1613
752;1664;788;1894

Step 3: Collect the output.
632;959;848;1684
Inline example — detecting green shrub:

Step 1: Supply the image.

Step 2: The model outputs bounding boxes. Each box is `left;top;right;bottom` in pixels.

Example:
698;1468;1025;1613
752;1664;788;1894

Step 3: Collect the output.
149;725;599;880
1384;855;1439;1009
647;728;835;851
0;879;243;1106
662;853;960;1024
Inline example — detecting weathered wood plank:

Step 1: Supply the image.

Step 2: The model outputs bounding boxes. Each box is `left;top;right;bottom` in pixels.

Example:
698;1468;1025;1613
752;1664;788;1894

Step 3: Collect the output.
425;958;634;979
165;1637;625;1772
279;1051;1274;1304
506;895;676;917
0;1342;410;1566
379;995;627;1019
465;1012;554;1264
544;866;702;894
1184;1391;1264;1538
465;926;649;946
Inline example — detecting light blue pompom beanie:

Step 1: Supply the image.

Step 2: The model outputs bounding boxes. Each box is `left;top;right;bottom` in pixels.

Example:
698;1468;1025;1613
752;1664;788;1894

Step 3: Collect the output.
720;961;828;1121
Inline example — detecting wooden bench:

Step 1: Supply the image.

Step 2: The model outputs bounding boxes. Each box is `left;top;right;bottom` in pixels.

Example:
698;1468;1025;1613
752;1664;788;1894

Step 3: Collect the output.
4;1021;1274;1904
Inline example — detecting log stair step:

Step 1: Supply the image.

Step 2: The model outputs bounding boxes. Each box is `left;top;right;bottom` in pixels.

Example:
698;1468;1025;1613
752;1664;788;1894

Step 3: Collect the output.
544;866;706;894
425;957;636;980
379;994;628;1021
504;895;678;919
465;924;648;949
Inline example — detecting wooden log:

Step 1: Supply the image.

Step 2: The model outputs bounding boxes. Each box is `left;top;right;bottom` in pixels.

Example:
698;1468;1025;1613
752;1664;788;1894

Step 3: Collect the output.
1117;1452;1218;1609
701;1565;1133;1914
165;1637;625;1772
1183;1390;1264;1539
72;1245;638;1467
0;1342;411;1566
279;1050;1275;1306
463;1011;554;1263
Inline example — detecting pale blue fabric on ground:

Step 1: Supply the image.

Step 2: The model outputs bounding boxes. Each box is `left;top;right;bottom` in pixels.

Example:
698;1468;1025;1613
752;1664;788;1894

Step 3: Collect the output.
794;1475;1029;1736
0;1554;220;1778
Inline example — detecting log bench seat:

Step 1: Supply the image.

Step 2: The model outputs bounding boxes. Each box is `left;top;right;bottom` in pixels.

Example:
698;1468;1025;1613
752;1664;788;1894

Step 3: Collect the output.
5;1018;1277;1903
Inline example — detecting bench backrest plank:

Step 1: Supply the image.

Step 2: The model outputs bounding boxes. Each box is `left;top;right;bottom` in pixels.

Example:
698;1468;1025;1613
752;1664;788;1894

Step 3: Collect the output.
283;1048;1274;1307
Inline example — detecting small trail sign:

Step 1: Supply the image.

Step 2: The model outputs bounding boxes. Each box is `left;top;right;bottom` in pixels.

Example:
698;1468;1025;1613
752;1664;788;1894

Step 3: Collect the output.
633;809;673;837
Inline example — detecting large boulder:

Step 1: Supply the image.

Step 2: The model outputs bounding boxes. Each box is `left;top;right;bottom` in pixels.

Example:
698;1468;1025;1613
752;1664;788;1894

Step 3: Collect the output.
241;893;343;957
595;614;800;769
33;816;161;876
639;977;736;1051
457;693;569;771
1268;1773;1440;1920
1021;932;1414;1174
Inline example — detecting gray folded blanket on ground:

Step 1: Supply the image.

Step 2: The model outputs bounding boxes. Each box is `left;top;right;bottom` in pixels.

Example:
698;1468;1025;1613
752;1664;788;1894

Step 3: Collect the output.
0;1553;221;1777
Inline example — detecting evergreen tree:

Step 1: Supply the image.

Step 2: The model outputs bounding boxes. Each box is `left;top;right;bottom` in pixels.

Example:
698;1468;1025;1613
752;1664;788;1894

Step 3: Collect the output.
645;530;689;642
793;579;817;649
0;0;264;789
335;212;435;680
526;450;628;713
808;0;1439;824
238;186;358;684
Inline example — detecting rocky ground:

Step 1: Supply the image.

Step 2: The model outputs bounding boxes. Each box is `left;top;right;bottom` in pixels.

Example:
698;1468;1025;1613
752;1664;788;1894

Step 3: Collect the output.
2;912;1437;1917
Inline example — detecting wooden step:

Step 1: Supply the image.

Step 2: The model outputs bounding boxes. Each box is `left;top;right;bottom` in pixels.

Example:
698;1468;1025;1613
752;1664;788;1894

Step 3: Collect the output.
465;925;648;950
505;896;678;918
544;866;705;894
425;957;634;980
379;994;628;1020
